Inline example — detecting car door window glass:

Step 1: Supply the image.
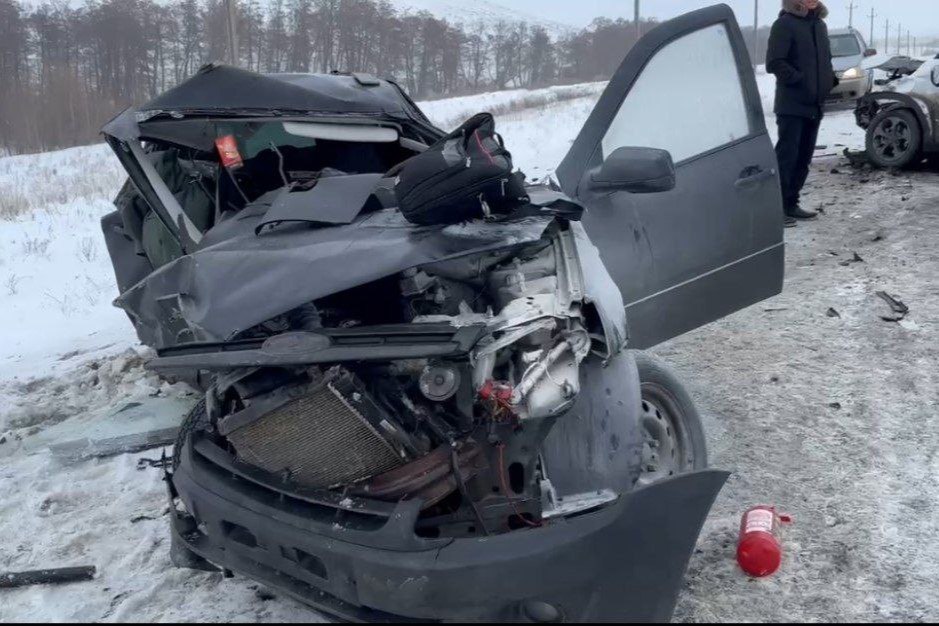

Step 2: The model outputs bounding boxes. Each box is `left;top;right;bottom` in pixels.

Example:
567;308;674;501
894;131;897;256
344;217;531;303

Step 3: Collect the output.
601;23;751;164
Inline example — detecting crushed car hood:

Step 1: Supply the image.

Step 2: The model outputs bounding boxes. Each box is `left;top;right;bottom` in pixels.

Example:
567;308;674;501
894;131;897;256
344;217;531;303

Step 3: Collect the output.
116;207;559;348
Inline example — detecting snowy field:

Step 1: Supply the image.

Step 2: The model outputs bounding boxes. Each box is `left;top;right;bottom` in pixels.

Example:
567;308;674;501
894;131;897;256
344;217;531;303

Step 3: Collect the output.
2;71;937;621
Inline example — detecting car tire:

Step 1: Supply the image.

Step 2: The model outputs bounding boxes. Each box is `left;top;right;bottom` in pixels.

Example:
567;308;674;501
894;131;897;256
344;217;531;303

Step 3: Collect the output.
172;398;208;472
634;352;708;486
866;108;923;169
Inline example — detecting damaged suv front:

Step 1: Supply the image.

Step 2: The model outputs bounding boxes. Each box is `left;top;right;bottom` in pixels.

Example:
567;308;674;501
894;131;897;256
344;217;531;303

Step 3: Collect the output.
156;220;726;622
102;5;786;615
100;68;724;622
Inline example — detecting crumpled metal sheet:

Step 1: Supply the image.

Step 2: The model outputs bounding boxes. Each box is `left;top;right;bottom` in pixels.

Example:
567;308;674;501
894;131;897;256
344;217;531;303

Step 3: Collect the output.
116;208;557;348
569;221;629;356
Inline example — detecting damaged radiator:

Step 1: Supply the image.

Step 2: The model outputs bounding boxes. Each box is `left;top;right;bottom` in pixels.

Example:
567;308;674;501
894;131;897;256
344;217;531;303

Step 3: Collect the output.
224;369;411;489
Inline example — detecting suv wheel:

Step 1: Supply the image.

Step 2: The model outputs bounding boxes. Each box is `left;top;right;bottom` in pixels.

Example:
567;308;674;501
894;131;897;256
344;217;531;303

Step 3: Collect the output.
634;352;708;486
866;108;922;169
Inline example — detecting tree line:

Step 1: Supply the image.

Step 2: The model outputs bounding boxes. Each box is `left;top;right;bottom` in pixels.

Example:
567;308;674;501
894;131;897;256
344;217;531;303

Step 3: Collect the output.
0;0;777;156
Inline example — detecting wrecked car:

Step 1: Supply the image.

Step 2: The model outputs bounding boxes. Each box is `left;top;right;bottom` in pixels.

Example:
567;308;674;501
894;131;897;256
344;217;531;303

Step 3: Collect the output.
856;54;939;168
100;5;784;622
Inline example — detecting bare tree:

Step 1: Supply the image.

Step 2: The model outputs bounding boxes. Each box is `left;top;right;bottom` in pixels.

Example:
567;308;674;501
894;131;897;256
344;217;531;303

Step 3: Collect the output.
0;0;662;155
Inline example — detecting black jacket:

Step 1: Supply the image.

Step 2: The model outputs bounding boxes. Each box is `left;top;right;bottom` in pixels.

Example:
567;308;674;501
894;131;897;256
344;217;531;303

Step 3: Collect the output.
766;6;837;118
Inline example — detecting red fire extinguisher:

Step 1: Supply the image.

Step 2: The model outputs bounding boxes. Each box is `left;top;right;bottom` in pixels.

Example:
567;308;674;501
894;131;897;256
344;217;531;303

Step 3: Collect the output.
736;505;792;577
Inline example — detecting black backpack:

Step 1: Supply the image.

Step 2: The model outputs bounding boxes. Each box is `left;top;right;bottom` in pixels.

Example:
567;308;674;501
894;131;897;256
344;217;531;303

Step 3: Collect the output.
394;113;529;226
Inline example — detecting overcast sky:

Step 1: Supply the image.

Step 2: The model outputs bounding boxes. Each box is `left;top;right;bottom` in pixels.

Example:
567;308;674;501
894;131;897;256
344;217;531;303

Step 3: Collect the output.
510;0;938;39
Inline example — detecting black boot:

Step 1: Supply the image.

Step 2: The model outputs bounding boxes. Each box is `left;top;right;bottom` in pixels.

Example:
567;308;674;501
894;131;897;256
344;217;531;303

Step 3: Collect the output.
784;215;797;228
786;204;818;220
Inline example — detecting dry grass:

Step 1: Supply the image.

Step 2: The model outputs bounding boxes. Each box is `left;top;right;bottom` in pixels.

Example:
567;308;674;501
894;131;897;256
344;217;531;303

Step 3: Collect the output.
0;145;125;221
0;188;31;219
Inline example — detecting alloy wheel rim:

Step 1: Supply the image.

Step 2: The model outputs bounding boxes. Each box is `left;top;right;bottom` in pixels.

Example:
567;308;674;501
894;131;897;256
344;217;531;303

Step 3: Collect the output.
873;116;913;162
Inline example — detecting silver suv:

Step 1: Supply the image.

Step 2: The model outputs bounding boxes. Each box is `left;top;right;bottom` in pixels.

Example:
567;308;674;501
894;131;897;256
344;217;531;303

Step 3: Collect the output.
827;27;877;103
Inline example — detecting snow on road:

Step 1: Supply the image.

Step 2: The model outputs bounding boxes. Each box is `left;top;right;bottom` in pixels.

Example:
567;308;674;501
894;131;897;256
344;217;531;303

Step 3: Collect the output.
2;72;933;621
669;158;939;622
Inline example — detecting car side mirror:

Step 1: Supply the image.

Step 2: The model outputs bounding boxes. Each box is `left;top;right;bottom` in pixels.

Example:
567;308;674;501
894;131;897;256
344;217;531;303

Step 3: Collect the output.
591;147;676;193
864;48;877;58
932;65;939;87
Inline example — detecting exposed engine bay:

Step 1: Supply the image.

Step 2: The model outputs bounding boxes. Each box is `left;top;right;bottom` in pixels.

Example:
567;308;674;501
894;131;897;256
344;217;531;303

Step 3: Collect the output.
185;225;611;537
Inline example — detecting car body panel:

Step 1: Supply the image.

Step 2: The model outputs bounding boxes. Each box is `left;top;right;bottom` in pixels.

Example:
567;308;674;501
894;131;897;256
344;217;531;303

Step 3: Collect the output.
856;57;939;153
171;431;729;622
556;4;784;349
113;207;559;348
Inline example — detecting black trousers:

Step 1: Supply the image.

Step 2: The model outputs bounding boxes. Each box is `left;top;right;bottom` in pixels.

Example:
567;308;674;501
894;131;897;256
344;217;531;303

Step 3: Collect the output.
775;114;822;212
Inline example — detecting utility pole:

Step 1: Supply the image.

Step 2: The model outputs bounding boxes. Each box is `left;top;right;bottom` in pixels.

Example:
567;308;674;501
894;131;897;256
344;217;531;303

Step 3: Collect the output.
913;37;917;57
868;7;876;48
635;0;641;41
884;19;889;54
907;31;912;56
753;0;759;67
847;1;857;29
224;0;238;66
897;23;901;55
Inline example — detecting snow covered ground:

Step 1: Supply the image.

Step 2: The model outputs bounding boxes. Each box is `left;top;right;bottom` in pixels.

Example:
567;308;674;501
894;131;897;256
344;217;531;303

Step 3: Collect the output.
2;71;936;621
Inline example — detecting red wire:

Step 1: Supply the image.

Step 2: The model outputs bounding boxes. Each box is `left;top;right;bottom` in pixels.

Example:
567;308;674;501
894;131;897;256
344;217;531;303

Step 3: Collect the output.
474;130;496;166
496;443;541;528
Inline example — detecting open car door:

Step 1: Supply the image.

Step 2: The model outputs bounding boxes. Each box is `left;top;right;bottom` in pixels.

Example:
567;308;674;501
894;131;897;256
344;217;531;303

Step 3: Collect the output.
557;4;784;349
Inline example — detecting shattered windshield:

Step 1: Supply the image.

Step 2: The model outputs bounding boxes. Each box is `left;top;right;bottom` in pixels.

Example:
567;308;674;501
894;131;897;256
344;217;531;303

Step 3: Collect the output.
146;119;412;217
831;35;862;58
129;119;417;269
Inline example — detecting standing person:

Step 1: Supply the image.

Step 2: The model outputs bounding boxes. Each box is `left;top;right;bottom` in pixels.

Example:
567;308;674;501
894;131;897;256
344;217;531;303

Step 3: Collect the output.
766;0;837;227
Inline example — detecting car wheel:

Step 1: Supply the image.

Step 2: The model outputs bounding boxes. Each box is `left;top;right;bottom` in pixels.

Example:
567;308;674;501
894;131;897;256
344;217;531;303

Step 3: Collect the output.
866;108;922;169
634;352;708;487
172;398;208;472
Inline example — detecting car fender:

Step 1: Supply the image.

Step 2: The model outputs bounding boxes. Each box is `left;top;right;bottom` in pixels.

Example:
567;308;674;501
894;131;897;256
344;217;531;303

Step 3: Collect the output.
859;92;935;149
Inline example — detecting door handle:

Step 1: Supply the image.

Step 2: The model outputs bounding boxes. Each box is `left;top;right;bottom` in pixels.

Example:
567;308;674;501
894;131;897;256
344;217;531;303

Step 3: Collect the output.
735;167;776;189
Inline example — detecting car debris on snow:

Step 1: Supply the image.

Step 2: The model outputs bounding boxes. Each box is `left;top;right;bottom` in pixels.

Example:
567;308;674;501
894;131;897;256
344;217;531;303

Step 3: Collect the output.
826;307;842;318
839;252;864;266
136;453;172;470
843;148;869;168
0;566;96;589
875;291;910;322
22;395;194;462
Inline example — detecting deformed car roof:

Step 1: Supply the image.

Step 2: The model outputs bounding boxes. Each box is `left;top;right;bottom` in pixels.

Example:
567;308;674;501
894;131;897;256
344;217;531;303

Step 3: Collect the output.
139;64;419;118
101;64;441;146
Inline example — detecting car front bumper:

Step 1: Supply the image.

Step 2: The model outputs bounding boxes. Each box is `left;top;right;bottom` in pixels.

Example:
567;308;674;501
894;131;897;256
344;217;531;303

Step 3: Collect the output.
169;435;728;623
